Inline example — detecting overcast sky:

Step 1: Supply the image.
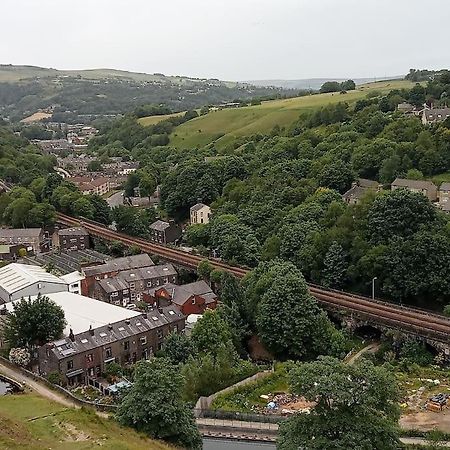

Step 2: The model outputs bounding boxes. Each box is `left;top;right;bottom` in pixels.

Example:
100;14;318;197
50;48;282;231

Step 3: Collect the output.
1;0;448;81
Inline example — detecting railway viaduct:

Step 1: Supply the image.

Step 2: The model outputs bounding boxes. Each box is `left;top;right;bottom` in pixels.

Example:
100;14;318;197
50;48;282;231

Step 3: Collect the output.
56;213;450;355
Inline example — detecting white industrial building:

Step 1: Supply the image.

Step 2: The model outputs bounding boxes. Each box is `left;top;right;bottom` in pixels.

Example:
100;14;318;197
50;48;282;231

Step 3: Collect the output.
2;291;142;336
0;263;68;304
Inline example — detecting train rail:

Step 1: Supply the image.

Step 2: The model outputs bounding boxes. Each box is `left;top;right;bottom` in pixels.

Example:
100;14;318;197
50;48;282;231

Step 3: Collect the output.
57;213;450;344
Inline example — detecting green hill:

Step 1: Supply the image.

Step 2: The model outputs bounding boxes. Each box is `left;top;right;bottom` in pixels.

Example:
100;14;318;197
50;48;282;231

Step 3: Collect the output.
0;65;285;123
169;79;415;149
0;392;171;450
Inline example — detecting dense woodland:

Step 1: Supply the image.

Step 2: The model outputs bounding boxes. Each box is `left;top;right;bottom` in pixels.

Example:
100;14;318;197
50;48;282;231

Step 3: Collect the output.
83;73;450;310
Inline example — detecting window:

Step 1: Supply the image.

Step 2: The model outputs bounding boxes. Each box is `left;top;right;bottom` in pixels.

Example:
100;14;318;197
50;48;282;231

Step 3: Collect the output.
111;292;118;297
124;341;130;351
140;336;147;345
88;367;95;377
123;289;129;294
67;360;73;370
86;353;93;363
129;282;135;289
105;347;112;358
157;329;163;340
37;283;42;289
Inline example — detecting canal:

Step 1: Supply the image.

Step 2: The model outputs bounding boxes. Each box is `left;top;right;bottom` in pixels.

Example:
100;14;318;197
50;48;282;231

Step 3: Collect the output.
203;438;276;449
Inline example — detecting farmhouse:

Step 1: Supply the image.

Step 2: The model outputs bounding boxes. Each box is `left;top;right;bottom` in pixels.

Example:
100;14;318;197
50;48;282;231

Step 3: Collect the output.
422;107;450;125
342;178;380;205
391;178;438;202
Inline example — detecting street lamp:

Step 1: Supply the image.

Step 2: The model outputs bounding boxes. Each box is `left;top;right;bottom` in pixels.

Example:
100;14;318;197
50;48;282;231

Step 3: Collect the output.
372;277;377;300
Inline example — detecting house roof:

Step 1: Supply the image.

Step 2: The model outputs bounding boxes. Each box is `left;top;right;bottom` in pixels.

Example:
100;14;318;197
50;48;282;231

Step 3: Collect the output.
83;254;154;277
149;220;170;231
98;276;130;293
0;263;67;296
0;228;42;241
440;182;450;191
57;227;88;237
391;178;437;191
46;304;183;360
342;185;367;201
118;264;177;284
190;203;209;212
423;108;450;122
150;280;217;306
356;178;379;189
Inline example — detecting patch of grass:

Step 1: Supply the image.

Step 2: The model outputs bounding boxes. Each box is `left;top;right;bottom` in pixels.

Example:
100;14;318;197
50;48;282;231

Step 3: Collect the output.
138;112;185;127
170;80;416;149
211;365;289;413
0;392;171;450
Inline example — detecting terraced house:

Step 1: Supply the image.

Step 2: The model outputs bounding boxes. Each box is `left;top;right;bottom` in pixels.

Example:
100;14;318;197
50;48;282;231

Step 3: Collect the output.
95;264;178;306
36;295;184;386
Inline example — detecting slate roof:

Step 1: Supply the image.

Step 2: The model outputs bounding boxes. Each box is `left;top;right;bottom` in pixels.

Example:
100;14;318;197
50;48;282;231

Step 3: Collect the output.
83;254;154;277
423;108;450;122
149;220;170;231
0;228;42;242
392;178;437;191
190;203;208;212
47;305;183;360
58;227;88;237
149;280;217;306
440;182;450;191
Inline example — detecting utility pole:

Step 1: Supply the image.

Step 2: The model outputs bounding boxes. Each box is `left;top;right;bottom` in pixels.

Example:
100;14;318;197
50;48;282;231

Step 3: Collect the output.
372;277;377;300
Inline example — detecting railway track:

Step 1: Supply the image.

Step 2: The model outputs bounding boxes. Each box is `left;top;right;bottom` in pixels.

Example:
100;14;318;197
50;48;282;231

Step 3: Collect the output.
57;213;450;344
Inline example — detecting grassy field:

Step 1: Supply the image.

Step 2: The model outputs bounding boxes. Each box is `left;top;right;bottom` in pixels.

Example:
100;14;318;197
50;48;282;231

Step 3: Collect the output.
170;80;416;149
0;392;171;450
138;111;185;127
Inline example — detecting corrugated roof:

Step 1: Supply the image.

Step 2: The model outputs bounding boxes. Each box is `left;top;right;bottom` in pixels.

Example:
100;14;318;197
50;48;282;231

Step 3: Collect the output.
0;263;66;295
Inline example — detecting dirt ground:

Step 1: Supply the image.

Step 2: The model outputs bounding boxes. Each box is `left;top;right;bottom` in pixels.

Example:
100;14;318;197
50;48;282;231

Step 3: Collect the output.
401;410;450;432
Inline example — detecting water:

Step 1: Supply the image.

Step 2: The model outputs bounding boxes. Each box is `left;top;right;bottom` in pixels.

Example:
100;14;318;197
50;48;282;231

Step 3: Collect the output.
0;377;19;395
203;438;276;449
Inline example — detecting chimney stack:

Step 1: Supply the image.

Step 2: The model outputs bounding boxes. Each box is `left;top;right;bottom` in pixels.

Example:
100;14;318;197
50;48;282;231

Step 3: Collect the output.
69;328;75;342
89;324;94;336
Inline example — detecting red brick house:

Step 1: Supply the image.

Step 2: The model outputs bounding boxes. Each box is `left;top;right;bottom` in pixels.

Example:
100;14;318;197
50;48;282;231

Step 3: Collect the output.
144;280;217;315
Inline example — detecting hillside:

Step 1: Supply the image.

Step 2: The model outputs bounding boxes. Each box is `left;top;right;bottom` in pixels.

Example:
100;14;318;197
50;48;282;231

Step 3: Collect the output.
169;79;415;149
0;392;171;450
245;76;403;90
0;65;287;124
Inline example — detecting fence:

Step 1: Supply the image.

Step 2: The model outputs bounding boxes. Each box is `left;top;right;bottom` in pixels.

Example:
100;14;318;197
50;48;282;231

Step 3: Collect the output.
0;356;117;412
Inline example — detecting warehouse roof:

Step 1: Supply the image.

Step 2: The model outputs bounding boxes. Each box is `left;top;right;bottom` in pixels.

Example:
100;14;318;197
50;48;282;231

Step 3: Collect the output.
3;291;142;335
0;263;66;295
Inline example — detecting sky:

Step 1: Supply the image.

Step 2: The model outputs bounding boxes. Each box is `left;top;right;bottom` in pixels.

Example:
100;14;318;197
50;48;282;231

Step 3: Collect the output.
1;0;449;81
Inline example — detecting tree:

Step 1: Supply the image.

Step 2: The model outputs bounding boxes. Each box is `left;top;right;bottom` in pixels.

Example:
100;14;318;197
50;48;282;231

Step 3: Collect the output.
160;331;194;364
72;196;95;219
87;160;102;172
190;309;233;358
255;263;341;359
321;241;348;288
367;189;437;244
341;79;356;91
318;161;354;194
320;81;342;93
117;358;202;449
87;195;111;225
197;259;213;280
278;357;400;450
3;295;66;349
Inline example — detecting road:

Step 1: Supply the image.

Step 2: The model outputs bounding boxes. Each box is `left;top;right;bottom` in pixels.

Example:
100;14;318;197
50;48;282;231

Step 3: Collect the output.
106;190;124;208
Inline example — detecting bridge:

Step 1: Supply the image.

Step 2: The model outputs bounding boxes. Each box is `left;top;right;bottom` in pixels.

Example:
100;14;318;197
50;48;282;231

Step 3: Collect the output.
56;213;450;350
